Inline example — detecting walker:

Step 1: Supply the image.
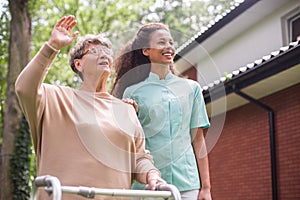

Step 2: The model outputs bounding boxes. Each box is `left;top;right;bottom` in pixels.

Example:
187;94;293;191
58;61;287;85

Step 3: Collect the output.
33;175;181;200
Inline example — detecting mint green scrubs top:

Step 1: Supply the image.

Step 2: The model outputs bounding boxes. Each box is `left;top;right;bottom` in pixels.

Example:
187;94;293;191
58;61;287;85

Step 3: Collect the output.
124;72;210;192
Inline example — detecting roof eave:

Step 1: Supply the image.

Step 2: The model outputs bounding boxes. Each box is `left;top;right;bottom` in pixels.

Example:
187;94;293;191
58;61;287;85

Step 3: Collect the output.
203;41;300;103
174;0;261;62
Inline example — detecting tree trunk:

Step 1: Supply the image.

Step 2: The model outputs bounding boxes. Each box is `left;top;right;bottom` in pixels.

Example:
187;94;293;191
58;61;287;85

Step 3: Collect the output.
0;0;31;199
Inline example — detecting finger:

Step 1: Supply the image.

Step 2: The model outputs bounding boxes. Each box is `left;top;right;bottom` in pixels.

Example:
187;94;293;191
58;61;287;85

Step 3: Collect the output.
71;31;79;40
157;177;166;184
125;98;133;104
65;16;76;29
149;180;157;190
133;102;138;112
56;16;67;27
59;15;75;29
68;20;77;30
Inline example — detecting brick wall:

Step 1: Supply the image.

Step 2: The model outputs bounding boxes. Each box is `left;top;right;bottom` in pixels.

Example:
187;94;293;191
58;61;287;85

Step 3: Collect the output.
181;67;197;80
207;83;300;199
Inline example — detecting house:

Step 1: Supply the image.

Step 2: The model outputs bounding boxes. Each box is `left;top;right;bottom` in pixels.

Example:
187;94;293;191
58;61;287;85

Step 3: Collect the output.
174;0;300;199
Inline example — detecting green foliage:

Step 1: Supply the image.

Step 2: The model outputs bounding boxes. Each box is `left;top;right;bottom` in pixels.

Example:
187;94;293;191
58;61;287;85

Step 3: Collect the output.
140;0;238;47
29;0;156;87
27;0;237;88
10;116;35;200
0;0;9;147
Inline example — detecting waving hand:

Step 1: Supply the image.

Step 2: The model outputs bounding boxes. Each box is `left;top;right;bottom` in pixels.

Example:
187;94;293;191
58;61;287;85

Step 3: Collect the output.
48;15;79;50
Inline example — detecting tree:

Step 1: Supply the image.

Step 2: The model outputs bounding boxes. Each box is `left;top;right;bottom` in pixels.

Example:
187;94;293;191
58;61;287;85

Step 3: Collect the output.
0;0;31;199
140;0;239;47
0;1;9;146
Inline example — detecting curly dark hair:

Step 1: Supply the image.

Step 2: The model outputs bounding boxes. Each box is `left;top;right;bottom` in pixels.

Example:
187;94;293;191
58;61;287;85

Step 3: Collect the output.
111;23;176;98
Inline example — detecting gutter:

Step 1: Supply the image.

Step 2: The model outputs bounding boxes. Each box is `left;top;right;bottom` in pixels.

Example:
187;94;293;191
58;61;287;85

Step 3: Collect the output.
203;41;300;103
235;91;277;200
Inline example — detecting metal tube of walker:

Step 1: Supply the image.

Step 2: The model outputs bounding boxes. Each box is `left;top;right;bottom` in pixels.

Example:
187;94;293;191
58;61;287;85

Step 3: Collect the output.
34;175;181;200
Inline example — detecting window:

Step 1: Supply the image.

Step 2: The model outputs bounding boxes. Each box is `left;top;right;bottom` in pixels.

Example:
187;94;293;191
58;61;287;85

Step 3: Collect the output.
282;7;300;45
290;15;300;41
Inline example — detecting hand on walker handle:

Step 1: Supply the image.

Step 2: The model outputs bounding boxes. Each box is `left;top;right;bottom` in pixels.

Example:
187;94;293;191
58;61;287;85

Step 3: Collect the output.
147;170;166;190
48;15;79;50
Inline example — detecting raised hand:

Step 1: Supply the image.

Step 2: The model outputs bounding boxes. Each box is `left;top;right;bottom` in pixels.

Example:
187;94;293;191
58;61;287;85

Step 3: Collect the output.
48;15;79;50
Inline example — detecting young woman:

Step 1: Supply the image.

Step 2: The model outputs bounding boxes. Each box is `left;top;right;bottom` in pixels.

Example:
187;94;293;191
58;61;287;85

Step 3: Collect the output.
15;16;164;200
112;23;212;200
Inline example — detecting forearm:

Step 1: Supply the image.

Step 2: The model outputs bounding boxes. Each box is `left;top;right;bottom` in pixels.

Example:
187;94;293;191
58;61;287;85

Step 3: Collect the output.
15;43;58;99
197;146;211;189
135;160;165;191
134;153;158;184
192;128;211;189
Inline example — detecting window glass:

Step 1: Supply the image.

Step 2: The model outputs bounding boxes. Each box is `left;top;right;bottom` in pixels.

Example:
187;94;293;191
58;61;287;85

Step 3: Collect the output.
291;15;300;41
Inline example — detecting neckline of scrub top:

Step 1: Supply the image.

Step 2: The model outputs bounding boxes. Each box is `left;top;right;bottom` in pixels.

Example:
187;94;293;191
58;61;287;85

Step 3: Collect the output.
148;72;174;81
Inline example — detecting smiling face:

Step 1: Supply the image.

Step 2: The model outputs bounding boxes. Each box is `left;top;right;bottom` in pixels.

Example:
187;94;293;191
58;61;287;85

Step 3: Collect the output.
142;29;175;66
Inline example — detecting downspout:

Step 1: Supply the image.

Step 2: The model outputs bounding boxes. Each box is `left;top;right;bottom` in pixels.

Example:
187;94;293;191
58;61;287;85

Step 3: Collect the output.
235;90;277;200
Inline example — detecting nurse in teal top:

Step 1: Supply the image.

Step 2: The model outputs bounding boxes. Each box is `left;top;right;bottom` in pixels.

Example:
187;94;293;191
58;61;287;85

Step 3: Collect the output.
112;23;212;200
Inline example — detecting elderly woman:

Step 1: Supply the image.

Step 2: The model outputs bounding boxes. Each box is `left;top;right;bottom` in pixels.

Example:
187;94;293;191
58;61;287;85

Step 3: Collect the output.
15;15;164;200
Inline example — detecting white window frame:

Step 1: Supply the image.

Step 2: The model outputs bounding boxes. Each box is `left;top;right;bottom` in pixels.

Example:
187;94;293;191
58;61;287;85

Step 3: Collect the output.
281;6;300;45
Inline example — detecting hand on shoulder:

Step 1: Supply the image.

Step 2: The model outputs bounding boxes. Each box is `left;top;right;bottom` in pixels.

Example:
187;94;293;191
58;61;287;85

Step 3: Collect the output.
122;98;138;113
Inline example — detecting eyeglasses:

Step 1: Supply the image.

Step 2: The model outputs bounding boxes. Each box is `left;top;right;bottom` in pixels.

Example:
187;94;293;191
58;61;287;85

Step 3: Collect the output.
83;46;112;57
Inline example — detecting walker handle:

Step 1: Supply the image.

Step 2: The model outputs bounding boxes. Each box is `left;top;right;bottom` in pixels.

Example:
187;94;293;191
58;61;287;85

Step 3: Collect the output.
34;175;62;200
144;184;181;200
